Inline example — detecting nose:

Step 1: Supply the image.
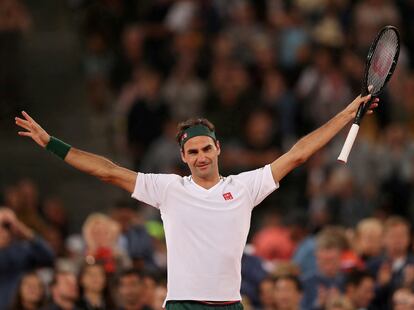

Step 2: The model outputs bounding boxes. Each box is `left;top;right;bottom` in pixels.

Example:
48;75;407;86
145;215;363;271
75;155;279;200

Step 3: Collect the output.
197;152;208;163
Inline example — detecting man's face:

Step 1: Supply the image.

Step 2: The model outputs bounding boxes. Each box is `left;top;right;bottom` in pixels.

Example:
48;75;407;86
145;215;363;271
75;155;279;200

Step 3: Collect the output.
316;248;342;277
273;278;302;310
348;277;375;308
357;228;383;257
393;288;414;310
181;136;220;180
118;274;143;306
21;274;44;304
52;273;79;303
384;224;410;257
81;265;106;294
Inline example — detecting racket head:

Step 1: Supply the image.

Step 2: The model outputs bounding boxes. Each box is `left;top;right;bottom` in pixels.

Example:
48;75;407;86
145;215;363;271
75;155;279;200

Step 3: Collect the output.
362;25;400;97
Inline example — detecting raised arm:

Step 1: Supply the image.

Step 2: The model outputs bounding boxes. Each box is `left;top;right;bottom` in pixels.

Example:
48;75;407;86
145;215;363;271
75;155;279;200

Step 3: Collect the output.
270;94;378;183
15;111;137;193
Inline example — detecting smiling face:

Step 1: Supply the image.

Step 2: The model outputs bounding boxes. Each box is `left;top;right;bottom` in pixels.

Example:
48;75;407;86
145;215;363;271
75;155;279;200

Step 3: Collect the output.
181;136;221;181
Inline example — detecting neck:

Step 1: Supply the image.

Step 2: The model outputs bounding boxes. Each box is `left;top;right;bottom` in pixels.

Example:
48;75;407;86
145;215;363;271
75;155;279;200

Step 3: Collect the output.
84;291;102;306
55;296;75;310
22;301;37;310
192;173;221;189
125;302;142;310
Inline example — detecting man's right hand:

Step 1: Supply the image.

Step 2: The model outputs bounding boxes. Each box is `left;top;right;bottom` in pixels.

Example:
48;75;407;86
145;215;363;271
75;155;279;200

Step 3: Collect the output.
15;111;50;148
0;207;34;240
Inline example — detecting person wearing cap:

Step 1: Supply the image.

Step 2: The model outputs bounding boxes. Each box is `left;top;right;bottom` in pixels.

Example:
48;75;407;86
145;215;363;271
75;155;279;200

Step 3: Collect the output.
15;93;376;309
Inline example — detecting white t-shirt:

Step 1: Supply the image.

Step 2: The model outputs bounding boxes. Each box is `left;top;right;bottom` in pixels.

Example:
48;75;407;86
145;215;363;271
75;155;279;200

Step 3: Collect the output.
131;164;278;303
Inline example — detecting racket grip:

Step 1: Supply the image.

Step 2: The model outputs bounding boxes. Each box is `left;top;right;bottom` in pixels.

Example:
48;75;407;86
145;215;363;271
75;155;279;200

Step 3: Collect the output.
337;124;360;163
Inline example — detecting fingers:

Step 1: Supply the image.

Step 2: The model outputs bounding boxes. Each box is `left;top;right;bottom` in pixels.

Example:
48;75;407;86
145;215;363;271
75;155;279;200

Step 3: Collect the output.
362;93;372;103
22;111;36;123
15;117;32;131
18;131;32;137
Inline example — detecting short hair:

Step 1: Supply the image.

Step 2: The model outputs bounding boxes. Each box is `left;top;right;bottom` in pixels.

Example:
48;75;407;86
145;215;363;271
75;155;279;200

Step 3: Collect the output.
115;268;141;286
355;218;383;236
274;274;303;292
175;118;216;148
316;226;349;251
50;270;77;287
384;216;410;233
345;269;374;288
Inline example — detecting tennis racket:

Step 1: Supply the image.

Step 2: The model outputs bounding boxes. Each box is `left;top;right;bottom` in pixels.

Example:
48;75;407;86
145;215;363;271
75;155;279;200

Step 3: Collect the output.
337;25;400;163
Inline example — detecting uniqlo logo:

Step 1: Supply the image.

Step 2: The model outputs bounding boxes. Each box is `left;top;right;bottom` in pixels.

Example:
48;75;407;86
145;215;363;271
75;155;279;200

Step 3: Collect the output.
223;192;233;200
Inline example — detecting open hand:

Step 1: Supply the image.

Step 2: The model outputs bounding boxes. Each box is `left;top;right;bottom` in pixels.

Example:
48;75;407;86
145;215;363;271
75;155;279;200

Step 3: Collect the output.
15;111;50;148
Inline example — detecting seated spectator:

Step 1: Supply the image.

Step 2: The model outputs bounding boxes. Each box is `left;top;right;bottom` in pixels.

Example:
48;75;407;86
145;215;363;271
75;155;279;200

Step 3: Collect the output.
221;107;281;174
251;212;295;262
273;275;303;310
0;207;54;309
115;269;152;310
9;271;47;310
77;262;114;310
41;270;80;310
83;213;131;274
258;277;275;310
352;218;384;263
343;270;375;310
392;287;414;310
241;249;270;308
126;66;170;168
301;229;346;310
367;216;414;309
109;204;157;272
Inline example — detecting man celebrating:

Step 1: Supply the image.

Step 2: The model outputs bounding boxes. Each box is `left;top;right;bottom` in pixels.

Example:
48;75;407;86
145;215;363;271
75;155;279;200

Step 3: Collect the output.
15;93;376;309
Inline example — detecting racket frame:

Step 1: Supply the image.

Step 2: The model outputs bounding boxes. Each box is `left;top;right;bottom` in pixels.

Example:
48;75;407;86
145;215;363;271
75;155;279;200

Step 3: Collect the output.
338;25;400;163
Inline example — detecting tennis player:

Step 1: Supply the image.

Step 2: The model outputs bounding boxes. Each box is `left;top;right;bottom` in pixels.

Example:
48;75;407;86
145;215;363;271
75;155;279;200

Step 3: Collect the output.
15;93;377;310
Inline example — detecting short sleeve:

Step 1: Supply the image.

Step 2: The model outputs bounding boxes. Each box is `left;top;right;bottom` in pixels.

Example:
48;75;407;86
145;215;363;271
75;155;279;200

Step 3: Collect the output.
234;165;279;207
131;173;179;208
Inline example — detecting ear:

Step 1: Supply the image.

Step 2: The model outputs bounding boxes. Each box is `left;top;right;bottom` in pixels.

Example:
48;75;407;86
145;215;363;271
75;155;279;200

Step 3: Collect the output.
216;140;221;156
180;149;187;163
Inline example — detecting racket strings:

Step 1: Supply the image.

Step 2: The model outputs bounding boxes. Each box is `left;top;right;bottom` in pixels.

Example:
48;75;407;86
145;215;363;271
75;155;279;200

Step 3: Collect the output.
367;29;399;95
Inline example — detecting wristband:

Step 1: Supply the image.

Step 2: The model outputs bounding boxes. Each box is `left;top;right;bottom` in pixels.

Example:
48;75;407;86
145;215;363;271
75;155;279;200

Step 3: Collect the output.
46;136;71;160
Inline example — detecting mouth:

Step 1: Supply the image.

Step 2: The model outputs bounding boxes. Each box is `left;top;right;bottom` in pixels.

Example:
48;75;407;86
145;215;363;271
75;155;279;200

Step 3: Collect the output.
197;163;210;170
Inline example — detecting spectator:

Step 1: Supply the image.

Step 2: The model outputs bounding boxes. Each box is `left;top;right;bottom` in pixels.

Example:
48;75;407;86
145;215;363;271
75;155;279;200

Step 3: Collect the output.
41;270;80;310
139;119;184;174
221;108;281;174
367;216;414;309
115;269;152;310
77;263;114;310
161;55;206;121
301;228;346;310
0;208;54;309
9;271;47;310
126;66;170;168
258;277;275;310
251;212;295;262
392;287;414;310
273;275;303;310
109;204;157;272
0;0;31;121
343;270;375;310
352;218;384;263
83;213;131;274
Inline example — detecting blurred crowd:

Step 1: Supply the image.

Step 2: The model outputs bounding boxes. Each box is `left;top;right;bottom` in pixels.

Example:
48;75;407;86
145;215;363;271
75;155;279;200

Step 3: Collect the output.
2;0;414;309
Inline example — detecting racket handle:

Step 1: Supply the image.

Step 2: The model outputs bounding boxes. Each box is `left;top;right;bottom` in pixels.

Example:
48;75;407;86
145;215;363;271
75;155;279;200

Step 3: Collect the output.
337;123;360;163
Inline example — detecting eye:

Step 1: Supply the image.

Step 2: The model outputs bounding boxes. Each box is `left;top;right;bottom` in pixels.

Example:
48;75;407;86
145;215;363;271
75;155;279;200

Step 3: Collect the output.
203;146;213;152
